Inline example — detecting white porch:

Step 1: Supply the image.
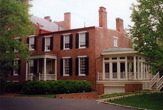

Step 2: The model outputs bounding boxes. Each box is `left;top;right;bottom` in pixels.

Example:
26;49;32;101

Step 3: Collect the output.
26;53;57;81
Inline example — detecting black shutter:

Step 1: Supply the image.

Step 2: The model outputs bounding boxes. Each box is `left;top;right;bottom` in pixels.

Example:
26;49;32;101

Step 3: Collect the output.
50;37;53;51
86;32;89;48
69;58;72;76
76;58;79;76
19;38;22;42
27;38;29;44
60;59;63;76
18;60;21;75
60;35;63;50
70;34;73;49
34;37;37;50
42;38;45;51
85;57;89;76
76;33;79;48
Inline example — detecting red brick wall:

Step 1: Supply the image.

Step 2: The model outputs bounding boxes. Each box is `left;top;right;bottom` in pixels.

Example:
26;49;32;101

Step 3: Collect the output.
125;84;142;92
96;84;104;95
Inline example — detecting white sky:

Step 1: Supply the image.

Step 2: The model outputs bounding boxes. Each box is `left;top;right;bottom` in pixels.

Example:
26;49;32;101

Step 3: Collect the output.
29;0;137;30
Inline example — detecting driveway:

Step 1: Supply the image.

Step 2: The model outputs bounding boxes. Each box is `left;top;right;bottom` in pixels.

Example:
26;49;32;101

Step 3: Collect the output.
0;97;136;110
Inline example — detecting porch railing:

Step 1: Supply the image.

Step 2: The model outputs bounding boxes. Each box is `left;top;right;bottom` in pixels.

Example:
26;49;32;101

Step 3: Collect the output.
27;73;56;81
150;72;159;88
157;75;163;90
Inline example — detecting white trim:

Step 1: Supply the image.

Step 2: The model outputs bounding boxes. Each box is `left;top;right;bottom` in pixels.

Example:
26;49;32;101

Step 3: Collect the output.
78;32;87;49
62;33;71;35
62;56;71;59
113;36;118;47
28;35;35;38
44;35;52;38
63;58;70;76
44;37;51;52
78;57;87;76
63;34;70;50
78;55;87;58
78;31;87;34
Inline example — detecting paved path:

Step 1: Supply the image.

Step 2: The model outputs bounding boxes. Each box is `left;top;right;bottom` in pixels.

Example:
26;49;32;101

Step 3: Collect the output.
0;97;136;110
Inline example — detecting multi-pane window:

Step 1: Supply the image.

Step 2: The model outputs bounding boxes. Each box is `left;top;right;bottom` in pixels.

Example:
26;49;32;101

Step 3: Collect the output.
45;37;51;51
60;58;72;76
76;32;89;49
76;56;89;76
13;60;20;76
43;36;53;51
113;36;118;47
29;60;34;74
64;35;70;49
29;37;35;50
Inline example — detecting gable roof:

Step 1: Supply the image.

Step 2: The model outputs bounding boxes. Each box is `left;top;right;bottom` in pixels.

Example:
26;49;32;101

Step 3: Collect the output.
30;16;65;32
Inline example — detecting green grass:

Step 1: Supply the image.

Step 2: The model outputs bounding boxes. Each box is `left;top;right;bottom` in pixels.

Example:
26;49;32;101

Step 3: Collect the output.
107;93;163;110
16;94;56;98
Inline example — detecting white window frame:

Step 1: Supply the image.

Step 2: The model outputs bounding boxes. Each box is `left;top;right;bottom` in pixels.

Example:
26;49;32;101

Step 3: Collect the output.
44;36;51;52
28;35;35;50
78;56;87;76
113;36;118;47
78;31;87;49
63;33;71;50
13;59;20;76
62;57;71;76
29;60;34;74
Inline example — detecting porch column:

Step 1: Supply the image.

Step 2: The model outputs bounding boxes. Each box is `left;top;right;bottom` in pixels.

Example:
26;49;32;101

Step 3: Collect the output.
55;59;57;80
110;62;113;80
25;62;28;81
44;58;47;81
141;61;143;80
125;57;128;79
117;61;120;79
133;56;137;80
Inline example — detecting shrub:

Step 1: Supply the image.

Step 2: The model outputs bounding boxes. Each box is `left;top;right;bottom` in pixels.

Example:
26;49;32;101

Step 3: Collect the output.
4;82;23;93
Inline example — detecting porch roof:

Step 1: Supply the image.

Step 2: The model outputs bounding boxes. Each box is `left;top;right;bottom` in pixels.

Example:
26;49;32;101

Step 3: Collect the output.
101;48;138;55
29;53;57;59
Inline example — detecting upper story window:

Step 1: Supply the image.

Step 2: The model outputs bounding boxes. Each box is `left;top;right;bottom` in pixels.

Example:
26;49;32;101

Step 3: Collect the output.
60;57;72;76
42;36;53;52
27;35;36;50
60;34;73;50
76;56;89;76
76;31;89;49
113;36;118;47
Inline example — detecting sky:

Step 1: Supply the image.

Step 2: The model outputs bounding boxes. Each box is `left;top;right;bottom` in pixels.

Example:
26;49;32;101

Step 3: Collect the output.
29;0;137;30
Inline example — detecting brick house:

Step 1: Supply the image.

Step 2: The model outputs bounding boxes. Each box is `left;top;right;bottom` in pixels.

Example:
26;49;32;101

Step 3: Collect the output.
8;7;161;94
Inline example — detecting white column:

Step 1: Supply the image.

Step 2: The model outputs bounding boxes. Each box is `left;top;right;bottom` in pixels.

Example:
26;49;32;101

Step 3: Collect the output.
55;59;57;80
26;63;28;81
110;62;112;80
44;58;47;81
133;56;137;80
117;61;120;79
125;57;128;80
141;61;143;80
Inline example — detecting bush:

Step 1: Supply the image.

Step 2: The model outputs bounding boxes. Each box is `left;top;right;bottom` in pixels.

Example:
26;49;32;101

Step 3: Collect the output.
22;80;93;95
4;82;23;93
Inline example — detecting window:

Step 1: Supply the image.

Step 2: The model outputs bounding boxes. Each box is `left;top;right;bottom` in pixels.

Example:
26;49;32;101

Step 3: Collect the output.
42;36;53;51
61;34;72;50
76;56;89;76
13;60;21;76
27;36;36;50
76;32;89;49
29;60;34;74
60;58;72;76
113;36;118;47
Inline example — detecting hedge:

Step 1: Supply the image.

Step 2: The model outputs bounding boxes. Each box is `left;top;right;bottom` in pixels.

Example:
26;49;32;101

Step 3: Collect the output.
22;80;92;95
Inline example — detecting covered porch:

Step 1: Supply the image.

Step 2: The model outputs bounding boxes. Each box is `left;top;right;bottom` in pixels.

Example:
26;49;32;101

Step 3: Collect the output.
26;53;57;81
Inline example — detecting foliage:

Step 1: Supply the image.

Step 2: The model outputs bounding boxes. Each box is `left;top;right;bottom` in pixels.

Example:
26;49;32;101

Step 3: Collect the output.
4;82;24;93
22;80;93;95
0;0;33;94
108;93;163;110
129;0;163;74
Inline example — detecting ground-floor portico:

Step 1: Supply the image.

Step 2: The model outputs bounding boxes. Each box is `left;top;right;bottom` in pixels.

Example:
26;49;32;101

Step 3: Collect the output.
26;53;57;81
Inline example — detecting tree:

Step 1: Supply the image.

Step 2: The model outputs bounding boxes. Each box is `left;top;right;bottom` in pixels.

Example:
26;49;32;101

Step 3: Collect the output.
0;0;34;93
129;0;163;74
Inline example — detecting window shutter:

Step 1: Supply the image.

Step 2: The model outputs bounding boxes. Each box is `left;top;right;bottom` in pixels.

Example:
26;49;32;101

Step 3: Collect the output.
34;37;37;50
69;58;72;76
60;59;63;76
27;38;29;44
42;38;45;51
86;32;89;48
19;38;22;42
76;58;79;76
50;37;53;51
85;57;89;76
18;60;21;75
76;33;79;48
60;35;63;50
70;34;73;49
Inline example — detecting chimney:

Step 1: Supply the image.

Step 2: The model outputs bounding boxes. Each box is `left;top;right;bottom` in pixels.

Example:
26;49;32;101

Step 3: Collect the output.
64;12;71;29
44;16;52;22
99;6;107;29
116;18;124;33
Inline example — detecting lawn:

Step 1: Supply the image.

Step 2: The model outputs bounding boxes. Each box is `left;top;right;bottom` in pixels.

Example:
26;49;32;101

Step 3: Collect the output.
16;94;56;98
107;93;163;110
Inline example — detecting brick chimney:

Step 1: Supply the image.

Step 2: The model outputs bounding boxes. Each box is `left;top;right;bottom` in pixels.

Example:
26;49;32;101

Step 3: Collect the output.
99;7;107;29
44;16;52;22
64;12;71;29
116;18;124;33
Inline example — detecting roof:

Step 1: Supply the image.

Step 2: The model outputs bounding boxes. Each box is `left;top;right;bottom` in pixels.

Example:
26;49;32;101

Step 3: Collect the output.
30;16;65;32
101;48;138;55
